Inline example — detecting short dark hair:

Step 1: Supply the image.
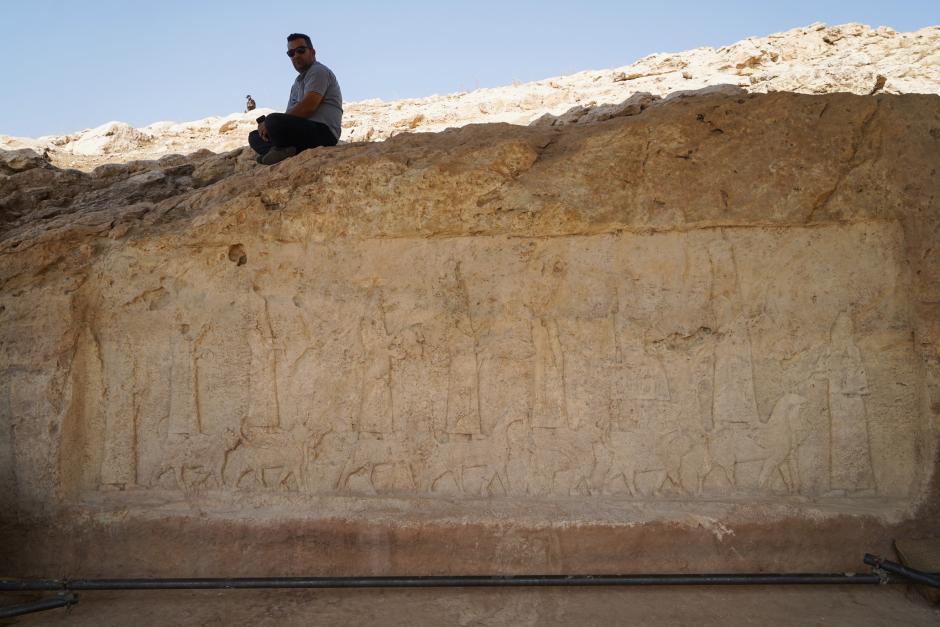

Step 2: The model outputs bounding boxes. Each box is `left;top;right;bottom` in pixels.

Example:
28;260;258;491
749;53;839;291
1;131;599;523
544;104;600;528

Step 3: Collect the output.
287;33;312;48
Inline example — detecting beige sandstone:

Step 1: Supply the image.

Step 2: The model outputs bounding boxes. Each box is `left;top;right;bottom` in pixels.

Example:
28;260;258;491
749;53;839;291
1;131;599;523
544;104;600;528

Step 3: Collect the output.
2;88;939;577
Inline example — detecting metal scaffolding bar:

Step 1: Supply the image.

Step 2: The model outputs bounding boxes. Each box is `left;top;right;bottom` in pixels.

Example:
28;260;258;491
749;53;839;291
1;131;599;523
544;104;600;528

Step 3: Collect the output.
864;554;940;590
0;593;78;619
0;572;919;592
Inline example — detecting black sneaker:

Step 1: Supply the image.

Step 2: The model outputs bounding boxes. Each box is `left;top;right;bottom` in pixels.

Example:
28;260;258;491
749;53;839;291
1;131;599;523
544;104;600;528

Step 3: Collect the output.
261;146;298;165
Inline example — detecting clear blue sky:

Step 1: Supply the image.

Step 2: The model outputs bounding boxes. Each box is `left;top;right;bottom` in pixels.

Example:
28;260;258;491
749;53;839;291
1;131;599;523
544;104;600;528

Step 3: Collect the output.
1;0;937;137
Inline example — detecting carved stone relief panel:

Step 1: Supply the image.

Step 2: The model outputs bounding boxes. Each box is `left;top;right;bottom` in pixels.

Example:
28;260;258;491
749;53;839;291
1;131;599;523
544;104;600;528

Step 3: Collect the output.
63;222;921;502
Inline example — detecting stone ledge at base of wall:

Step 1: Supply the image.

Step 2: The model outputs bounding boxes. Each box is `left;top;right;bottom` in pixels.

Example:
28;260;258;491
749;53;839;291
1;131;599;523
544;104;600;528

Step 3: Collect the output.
0;505;935;577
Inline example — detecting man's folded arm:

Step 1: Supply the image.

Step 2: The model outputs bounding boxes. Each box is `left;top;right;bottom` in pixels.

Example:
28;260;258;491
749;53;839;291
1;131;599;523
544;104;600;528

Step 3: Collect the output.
287;91;323;118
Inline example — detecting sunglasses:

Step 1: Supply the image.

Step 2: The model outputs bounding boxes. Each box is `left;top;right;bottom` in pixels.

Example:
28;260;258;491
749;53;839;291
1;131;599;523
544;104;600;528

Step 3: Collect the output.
286;46;310;57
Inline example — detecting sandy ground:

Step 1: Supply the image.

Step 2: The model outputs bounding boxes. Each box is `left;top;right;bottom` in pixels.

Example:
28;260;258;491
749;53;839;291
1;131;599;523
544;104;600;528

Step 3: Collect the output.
3;585;939;626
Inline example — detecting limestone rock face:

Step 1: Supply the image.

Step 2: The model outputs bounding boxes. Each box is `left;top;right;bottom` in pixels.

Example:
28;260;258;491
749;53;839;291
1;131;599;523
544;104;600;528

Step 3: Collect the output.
2;91;940;576
0;148;50;175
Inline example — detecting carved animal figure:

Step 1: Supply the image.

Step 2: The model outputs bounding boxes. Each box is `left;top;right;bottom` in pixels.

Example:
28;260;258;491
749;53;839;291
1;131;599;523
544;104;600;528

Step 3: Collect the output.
701;393;808;494
336;434;416;493
755;393;808;491
525;424;601;496
225;422;315;490
151;427;241;489
590;427;695;496
421;423;515;495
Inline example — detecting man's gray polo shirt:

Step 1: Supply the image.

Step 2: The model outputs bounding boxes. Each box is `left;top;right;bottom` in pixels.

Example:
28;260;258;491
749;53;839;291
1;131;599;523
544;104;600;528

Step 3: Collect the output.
288;61;343;140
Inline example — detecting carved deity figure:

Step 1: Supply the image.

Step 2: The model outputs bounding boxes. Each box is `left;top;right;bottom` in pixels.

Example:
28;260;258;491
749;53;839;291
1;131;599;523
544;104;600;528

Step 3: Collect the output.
527;255;572;429
168;328;200;435
445;338;481;434
825;312;875;493
99;335;138;488
357;306;394;434
705;239;759;430
245;290;281;429
531;317;568;428
444;301;481;435
610;314;670;430
441;262;482;435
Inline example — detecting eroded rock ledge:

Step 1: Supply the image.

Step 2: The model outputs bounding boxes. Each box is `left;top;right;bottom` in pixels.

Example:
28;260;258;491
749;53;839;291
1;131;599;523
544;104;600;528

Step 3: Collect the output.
2;92;939;576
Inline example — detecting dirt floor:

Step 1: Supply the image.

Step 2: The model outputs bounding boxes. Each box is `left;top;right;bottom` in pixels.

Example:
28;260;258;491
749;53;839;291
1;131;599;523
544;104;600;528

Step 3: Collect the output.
3;585;939;626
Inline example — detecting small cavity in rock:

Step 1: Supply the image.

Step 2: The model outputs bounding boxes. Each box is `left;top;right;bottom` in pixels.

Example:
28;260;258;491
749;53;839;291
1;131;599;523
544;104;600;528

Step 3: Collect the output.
228;244;247;266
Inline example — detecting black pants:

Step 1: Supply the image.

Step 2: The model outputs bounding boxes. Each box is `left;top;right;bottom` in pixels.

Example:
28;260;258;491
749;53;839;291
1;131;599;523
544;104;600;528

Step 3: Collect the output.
248;113;338;155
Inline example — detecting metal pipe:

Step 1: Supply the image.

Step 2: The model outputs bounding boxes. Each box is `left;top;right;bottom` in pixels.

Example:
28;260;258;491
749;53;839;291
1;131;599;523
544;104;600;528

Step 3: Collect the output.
0;573;914;592
863;554;940;590
0;593;78;619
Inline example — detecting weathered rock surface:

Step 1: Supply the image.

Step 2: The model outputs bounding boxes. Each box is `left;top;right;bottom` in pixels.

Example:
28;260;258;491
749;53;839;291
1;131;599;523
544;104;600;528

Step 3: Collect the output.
2;90;940;577
2;22;938;172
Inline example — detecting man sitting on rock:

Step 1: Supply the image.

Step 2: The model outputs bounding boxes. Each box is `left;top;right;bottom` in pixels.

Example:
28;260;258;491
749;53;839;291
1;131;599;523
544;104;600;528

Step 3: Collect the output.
249;33;343;165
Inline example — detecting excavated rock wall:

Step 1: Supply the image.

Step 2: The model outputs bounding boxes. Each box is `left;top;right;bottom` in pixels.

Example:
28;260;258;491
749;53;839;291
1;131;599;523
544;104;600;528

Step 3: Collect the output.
1;92;939;576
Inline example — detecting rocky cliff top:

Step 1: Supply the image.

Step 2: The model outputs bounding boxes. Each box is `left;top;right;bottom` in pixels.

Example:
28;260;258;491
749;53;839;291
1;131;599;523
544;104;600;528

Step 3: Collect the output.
1;22;938;172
